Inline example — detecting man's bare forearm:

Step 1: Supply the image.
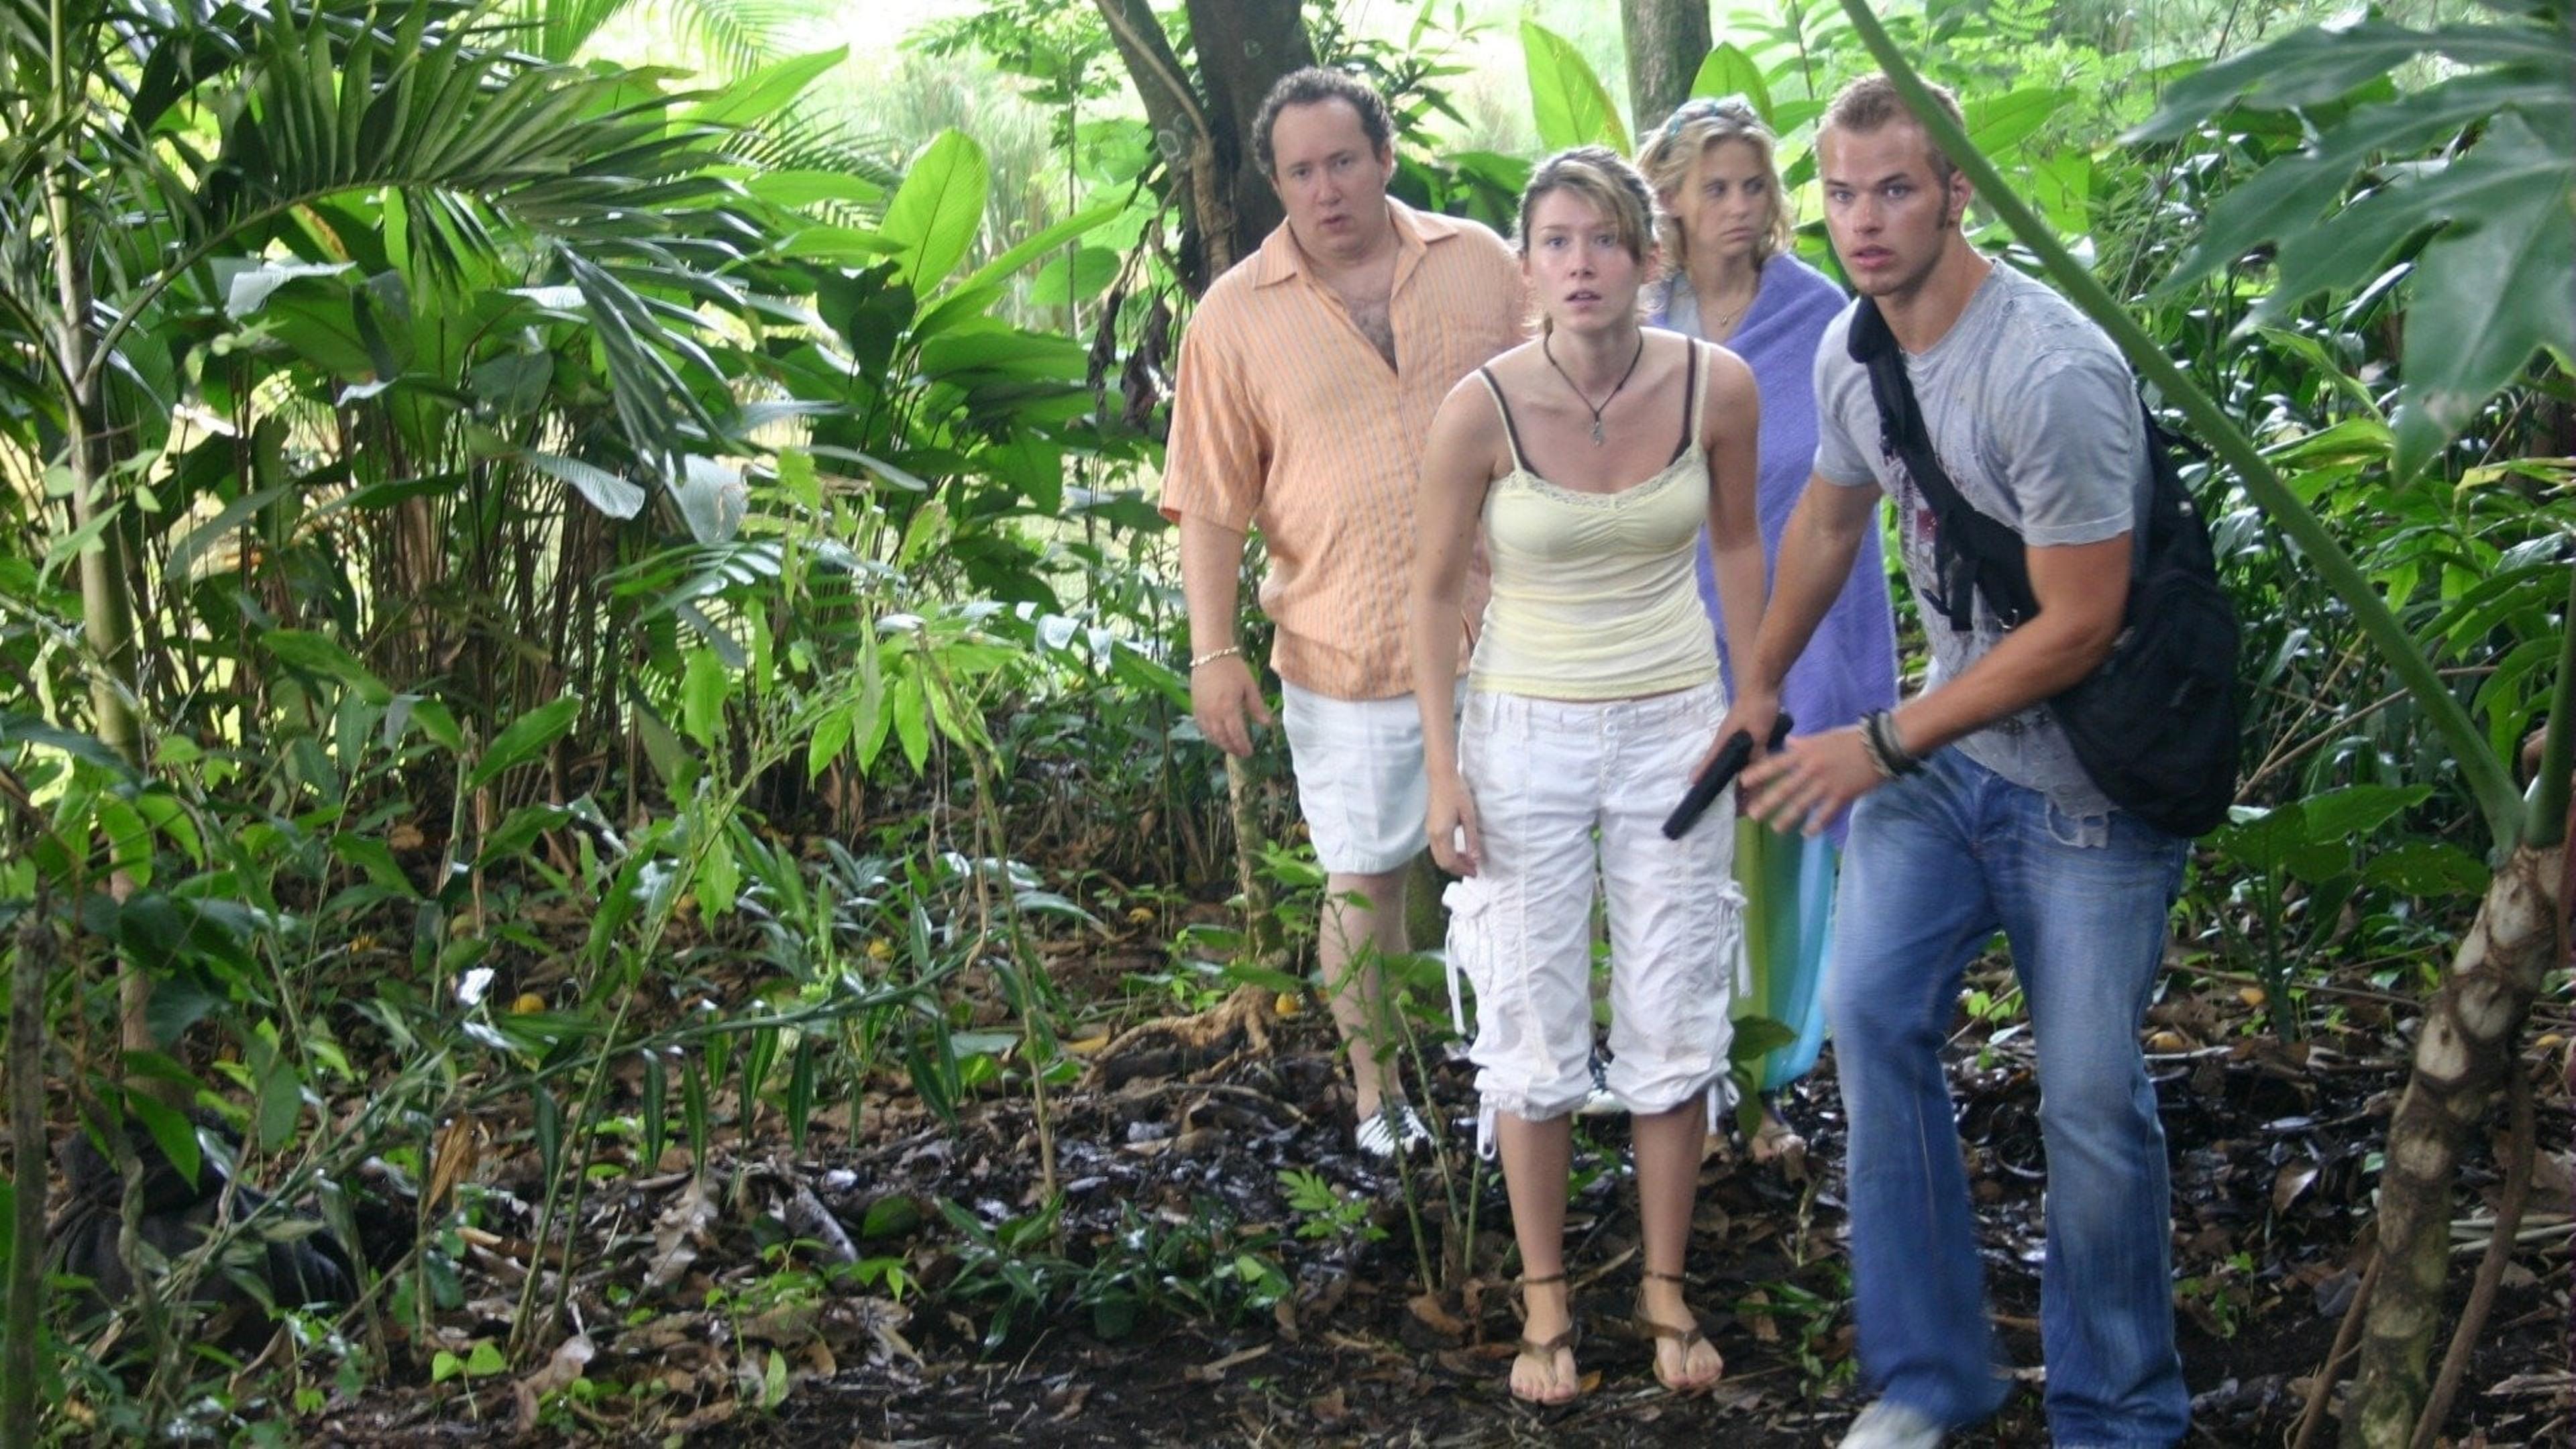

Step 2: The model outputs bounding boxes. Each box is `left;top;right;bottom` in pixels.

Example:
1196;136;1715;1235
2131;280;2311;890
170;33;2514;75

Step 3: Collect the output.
1886;534;2129;758
1177;513;1248;657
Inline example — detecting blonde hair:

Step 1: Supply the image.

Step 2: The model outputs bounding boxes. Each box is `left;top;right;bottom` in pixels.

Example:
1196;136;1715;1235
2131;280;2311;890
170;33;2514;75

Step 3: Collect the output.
1638;95;1796;270
1515;146;1660;333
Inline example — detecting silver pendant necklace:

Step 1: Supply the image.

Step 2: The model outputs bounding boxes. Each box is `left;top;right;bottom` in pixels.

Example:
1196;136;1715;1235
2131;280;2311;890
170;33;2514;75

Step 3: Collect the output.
1543;331;1647;445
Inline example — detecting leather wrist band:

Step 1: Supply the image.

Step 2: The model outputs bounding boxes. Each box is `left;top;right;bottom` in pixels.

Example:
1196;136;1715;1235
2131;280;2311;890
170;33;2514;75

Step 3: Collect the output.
1188;645;1242;669
1862;709;1925;780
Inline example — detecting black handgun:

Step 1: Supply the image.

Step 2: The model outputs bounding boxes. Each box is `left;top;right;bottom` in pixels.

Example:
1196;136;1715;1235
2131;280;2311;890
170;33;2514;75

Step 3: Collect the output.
1661;712;1794;840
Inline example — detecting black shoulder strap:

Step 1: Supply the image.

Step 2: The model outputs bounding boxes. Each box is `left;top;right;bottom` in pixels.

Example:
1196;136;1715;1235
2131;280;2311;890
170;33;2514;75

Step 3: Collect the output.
1670;339;1701;465
1477;366;1532;474
1847;297;2037;631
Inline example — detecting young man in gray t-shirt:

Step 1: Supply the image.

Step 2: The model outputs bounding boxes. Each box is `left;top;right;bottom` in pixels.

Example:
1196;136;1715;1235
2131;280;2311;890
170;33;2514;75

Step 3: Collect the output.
1713;76;2192;1449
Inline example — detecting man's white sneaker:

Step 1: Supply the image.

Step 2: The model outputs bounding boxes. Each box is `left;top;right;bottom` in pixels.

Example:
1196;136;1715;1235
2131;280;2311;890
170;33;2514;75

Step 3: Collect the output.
1354;1104;1432;1159
1574;1055;1621;1116
1837;1400;1945;1449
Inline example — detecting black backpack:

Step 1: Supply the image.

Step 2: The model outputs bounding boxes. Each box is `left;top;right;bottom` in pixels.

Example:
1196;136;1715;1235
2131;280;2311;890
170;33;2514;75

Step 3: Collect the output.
1849;297;2242;838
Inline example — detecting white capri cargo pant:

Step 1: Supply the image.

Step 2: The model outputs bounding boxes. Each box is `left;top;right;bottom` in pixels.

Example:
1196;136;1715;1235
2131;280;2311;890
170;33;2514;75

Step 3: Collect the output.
1441;682;1745;1156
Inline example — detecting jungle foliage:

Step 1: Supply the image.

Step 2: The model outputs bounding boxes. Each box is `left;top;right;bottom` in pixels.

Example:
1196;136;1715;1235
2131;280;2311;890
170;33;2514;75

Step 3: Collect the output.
0;0;2566;1441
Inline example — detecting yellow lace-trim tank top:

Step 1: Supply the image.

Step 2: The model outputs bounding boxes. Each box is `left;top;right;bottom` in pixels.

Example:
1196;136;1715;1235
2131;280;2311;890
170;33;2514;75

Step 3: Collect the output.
1466;339;1723;701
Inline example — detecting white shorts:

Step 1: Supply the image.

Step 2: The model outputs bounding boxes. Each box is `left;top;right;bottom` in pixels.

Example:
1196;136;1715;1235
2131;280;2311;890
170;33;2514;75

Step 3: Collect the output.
1280;680;1455;875
1440;683;1744;1153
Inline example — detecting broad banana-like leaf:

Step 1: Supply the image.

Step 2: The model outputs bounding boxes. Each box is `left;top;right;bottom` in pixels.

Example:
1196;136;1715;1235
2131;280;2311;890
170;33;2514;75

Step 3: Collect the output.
881;129;989;292
1521;21;1629;154
1686;44;1772;124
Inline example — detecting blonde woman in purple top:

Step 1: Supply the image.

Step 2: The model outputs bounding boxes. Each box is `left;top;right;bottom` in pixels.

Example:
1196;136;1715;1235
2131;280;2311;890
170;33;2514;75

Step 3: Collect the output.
1640;98;1900;1150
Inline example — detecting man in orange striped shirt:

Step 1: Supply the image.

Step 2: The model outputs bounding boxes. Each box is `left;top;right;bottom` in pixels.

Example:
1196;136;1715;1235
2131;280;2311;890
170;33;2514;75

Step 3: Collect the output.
1163;68;1525;1156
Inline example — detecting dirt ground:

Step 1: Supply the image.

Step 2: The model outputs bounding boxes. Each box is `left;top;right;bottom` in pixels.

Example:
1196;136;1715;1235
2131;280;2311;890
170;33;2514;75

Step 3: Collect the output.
295;955;2573;1448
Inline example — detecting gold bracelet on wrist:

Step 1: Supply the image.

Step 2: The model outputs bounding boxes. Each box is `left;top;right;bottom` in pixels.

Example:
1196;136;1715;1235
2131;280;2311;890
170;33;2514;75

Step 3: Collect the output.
1188;645;1242;669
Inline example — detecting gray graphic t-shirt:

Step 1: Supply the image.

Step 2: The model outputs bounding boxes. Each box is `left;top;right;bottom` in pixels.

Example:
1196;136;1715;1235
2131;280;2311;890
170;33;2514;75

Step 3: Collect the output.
1813;264;2149;818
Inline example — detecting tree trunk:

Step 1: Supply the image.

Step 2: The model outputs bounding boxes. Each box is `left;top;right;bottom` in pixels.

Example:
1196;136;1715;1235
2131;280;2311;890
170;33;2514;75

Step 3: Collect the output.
2338;840;2566;1446
1621;0;1711;142
1179;0;1311;268
46;105;156;1071
1093;0;1309;292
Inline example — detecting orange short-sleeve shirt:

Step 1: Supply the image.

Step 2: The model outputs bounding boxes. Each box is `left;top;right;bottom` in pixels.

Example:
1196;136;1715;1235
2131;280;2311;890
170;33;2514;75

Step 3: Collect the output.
1161;201;1526;700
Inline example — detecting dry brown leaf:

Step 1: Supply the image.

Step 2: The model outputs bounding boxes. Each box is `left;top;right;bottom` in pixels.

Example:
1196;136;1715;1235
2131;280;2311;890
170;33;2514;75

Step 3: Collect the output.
624;1312;708;1351
1184;1344;1271;1383
425;1114;480;1217
665;1398;739;1434
2526;1147;2574;1214
855;1297;918;1364
1046;1381;1092;1422
1406;1291;1468;1338
509;1334;594;1436
1739;1288;1780;1343
645;1176;718;1291
2271;1159;2322;1216
738;1301;820;1346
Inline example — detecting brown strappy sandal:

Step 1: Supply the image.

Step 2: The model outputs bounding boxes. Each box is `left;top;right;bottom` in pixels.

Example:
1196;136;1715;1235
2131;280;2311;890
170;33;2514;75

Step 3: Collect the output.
1510;1272;1582;1405
1635;1268;1725;1394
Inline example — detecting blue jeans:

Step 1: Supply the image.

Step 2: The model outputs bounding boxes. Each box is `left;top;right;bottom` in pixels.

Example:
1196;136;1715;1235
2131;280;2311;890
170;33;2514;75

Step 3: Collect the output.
1828;749;2190;1447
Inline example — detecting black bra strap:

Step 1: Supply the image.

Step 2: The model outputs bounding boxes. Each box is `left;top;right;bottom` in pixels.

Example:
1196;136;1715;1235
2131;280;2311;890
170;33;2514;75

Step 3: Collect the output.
1478;366;1532;474
1670;340;1701;466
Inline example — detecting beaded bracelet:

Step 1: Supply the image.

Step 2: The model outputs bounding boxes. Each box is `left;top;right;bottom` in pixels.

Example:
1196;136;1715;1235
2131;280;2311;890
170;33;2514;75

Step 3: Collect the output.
1188;645;1242;669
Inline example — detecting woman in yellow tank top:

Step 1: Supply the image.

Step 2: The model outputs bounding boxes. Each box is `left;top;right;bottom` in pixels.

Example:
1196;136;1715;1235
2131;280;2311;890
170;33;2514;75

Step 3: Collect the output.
1411;146;1768;1405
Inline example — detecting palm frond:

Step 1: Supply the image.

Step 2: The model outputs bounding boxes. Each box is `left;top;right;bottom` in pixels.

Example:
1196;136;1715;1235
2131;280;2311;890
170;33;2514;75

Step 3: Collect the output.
494;0;814;76
54;3;755;467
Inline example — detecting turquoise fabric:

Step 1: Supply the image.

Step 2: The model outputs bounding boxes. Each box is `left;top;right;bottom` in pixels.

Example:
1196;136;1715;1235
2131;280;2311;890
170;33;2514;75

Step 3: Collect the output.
1732;816;1837;1092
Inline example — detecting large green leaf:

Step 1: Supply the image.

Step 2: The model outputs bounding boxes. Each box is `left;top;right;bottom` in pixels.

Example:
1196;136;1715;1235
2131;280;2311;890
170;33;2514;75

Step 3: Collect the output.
2129;17;2567;141
684;46;847;129
1687;44;1773;125
523;451;646;519
2151;71;2557;296
956;198;1124;294
0;712;129;772
264;629;392;705
880;129;989;291
2390;111;2576;474
1964;87;2068;162
1521;22;1628;154
2125;7;2575;476
465;695;584;790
